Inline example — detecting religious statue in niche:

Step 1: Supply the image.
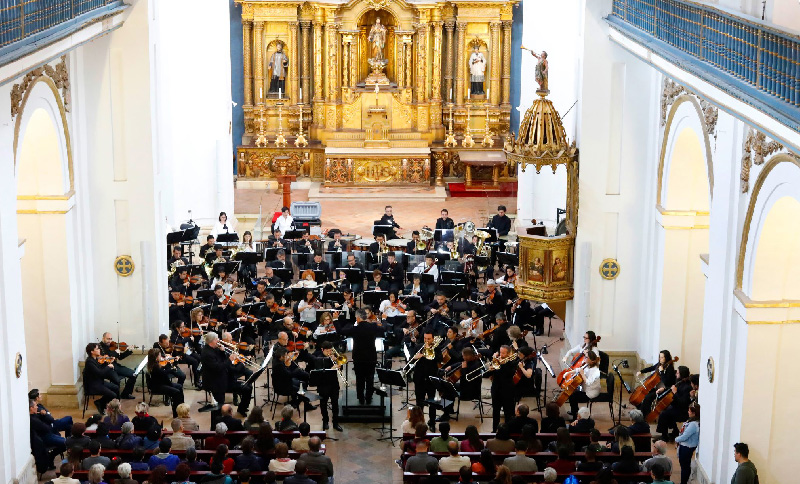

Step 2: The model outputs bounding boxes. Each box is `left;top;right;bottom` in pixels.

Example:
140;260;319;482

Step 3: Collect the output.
268;42;289;93
369;17;387;62
469;45;487;95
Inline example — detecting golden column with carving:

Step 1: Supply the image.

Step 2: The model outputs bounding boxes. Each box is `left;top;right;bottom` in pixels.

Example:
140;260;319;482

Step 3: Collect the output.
289;21;299;102
254;21;264;102
404;36;413;88
300;21;311;103
396;36;405;89
415;22;427;102
502;20;512;106
455;22;466;105
349;34;357;90
312;12;324;127
432;21;442;102
444;22;454;103
490;22;501;106
243;21;253;106
325;20;339;103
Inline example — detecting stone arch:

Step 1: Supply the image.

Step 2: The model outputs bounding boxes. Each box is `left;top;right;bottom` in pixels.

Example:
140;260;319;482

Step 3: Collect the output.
737;153;800;297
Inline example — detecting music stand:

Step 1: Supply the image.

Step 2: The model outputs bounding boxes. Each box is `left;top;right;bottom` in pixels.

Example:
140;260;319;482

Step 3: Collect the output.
284;230;306;241
325;251;344;269
339;267;364;285
434;229;454;245
497;252;519;268
372;223;393;238
312;270;329;283
413;272;436;287
168;226;201;265
612;360;631;427
362;290;388;309
195;290;213;303
133;356;149;403
441;271;468;286
273;268;293;285
537;349;556;415
376;368;405;445
264;247;280;263
426;377;459;422
235;252;263;266
399;294;423;313
217;233;240;246
322;290;344;307
258;344;276;409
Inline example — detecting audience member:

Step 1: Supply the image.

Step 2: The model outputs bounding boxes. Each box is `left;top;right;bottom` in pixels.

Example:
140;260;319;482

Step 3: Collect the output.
507;404;539;435
430;422;458;453
488;465;512;484
85;414;103;432
175;403;199;432
520;424;543;453
87;463;108;484
420;460;449;484
458;466;475;484
584;429;604;453
210;444;234;474
132;403;159;432
54;463;81;484
236;469;251;484
284;461;317;484
267;442;296;472
612;445;641;473
148;438;181;471
205;423;230;450
115;422;142;450
256;422;278;453
643;441;672;474
198;460;232;484
218;405;244;431
92;422;117;449
626;409;649;435
275;405;299;431
675;405;700;484
184;447;210;472
471;449;496;475
731;443;758;484
82;441;112;470
401;406;426;435
65;423;91;450
460;425;485;452
540;402;567;433
234;437;263;472
244;407;265;431
297;436;334;483
570;407;596;433
486;424;515;453
170;419;195;451
401;423;429;454
502;440;538;472
549;446;576;474
439;440;472;472
405;439;438;473
170;463;196;484
102;399;130;431
130;447;150;471
548;427;575;454
143;465;168;484
576;447;604;472
609;425;635;454
116;463;137;484
590;467;618;484
650;463;674;484
142;427;162;451
291;422;312;451
543;467;558;483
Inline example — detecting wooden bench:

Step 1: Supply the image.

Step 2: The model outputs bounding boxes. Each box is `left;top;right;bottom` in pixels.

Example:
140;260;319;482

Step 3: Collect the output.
87;429;327;445
80;447;325;461
67;470;320;484
403;432;652;452
399;450;653;465
403;471;661;483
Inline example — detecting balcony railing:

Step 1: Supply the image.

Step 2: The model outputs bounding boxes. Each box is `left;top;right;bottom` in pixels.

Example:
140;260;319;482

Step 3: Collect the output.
609;0;800;118
0;0;125;62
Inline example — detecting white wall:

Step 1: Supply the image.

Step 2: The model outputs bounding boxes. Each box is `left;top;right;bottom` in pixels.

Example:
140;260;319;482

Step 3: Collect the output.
152;0;234;228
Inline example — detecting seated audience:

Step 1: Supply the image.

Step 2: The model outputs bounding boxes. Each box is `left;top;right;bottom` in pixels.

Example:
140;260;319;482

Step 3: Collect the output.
210;444;234;474
642;440;672;474
291;422;312;451
198;460;232;484
169;419;195;451
610;426;635;454
577;447;604;472
430;422;458;453
54;462;81;484
267;442;296;472
218;405;244;431
148;438;181;471
626;409;650;435
401;406;426;435
540;402;567;433
130;447;150;471
184;447;210;472
204;423;230;450
115;422;142;450
471;449;496;475
549;446;576;474
285;461;318;484
132;403;159;432
650;463;674;484
92;422;117;449
421;460;449;484
170;463;196;484
548;427;575;454
486;424;515;453
401;423;429;454
502;440;538;472
460;425;485;452
175;403;199;432
143;465;168;484
275;405;299;431
256;422;278;453
297;436;334;483
543;467;558;483
591;467;619;484
115;463;137;484
87;463;107;484
142;427;162;451
439;441;472;472
520;424;543;453
405;439;438;473
103;400;130;431
488;465;512;484
507;404;539;435
570;407;596;433
82;441;111;470
244;407;266;431
234;437;264;472
65;423;91;450
611;445;640;474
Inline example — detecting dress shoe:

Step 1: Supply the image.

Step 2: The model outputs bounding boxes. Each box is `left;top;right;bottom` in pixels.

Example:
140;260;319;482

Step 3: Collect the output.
322;422;329;431
436;414;451;422
333;424;343;432
305;404;319;412
94;401;106;415
358;397;365;405
120;394;136;400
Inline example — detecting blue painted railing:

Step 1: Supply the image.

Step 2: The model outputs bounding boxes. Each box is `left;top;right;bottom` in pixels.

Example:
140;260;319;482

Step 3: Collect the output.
0;0;121;49
610;0;800;109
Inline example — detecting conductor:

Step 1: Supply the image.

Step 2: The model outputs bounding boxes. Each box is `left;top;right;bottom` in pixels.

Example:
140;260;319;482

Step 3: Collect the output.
339;309;384;405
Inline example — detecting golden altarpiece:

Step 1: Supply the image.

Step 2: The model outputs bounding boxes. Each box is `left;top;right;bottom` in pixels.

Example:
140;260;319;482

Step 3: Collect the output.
235;0;518;186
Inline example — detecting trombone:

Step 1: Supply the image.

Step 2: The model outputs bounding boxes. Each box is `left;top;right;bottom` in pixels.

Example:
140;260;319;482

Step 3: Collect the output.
465;355;491;381
400;336;443;378
330;348;349;387
217;339;261;369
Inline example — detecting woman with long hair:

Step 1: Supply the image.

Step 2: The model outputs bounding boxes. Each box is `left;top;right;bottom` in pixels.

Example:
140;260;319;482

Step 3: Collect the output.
102;399;129;431
636;349;677;413
256;421;277;453
143;465;167;484
146;348;184;418
488;464;512;484
297;289;318;324
675;404;700;484
460;424;485;452
237;230;257;288
210;444;234;474
400;406;425;435
244;406;265;431
471;448;496;475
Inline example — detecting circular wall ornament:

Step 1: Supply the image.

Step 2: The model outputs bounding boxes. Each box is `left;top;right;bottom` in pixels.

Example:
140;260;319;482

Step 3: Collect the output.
707;356;715;383
15;352;22;378
114;255;135;277
599;258;620;280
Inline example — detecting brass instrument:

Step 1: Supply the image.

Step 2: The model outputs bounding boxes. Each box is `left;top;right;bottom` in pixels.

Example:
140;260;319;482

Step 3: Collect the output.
475;230;491;272
490;351;519;370
217;339;261;369
330;349;349;387
168;259;185;278
416;239;427;252
465;355;491;381
450;243;459;260
400;336;443;378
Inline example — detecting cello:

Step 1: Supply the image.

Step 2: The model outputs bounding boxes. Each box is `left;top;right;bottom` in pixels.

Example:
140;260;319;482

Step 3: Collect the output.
645;373;690;423
556;335;601;385
629;356;679;406
554;365;584;406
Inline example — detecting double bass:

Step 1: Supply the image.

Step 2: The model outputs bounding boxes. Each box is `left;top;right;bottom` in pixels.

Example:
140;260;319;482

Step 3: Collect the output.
629;356;679;406
556;336;601;385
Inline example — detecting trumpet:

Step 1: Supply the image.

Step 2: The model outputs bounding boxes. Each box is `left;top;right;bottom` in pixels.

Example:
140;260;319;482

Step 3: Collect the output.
400;336;443;378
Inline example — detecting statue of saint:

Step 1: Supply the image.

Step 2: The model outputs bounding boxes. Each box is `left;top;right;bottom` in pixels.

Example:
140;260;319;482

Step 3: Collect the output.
469;45;487;95
530;50;548;92
268;43;289;94
368;18;387;62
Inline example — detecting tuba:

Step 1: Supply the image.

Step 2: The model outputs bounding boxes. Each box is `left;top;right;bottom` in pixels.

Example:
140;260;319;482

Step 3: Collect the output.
475;230;491;272
168;259;185;278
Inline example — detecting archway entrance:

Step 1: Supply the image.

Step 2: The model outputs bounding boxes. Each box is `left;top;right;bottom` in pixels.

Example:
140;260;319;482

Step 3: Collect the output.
654;108;711;371
15;81;79;404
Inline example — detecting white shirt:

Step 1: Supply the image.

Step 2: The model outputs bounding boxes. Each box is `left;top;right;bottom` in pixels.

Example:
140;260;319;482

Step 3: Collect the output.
582;366;601;399
413;261;438;279
238;242;255;253
440;455;472;473
211;278;232;296
460;317;481;338
564;343;594;364
379;300;405;318
268;458;297;472
274;214;294;235
211;220;236;238
297;300;317;323
407;283;423;296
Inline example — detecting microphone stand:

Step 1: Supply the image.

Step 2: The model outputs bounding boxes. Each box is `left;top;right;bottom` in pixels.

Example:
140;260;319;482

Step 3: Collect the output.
611;359;631;428
535;338;560;415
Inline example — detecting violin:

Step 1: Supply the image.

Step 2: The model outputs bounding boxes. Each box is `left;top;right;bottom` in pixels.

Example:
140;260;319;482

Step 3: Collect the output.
97;355;115;365
158;356;180;367
486;291;495;303
629;356;679;406
179;327;192;338
190;274;204;284
237;341;255;351
239;315;261;324
219;295;236;307
286;340;306;352
271;302;290;315
292;323;311;337
108;341;138;352
172;343;185;354
556;336;602;386
174;294;194;305
554;364;585;406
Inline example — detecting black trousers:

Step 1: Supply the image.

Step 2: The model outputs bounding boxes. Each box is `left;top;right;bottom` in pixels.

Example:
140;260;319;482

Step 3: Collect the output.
181;353;201;385
415;377;437;423
353;360;377;401
93;381;119;409
227;381;253;415
638;389;658;414
114;365;136;397
168;365;186;386
155;382;184;418
492;387;514;432
569;390;594;416
656;405;685;435
319;392;339;425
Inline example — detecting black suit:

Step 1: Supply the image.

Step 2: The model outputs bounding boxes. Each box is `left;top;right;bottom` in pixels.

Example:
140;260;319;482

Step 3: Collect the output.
486;358;516;431
379;260;405;292
638;363;678;414
306;260;332;281
327;240;348;252
148;364;184;417
406;240;427;255
83;357;119;410
340;320;384;402
435;218;455;230
99;342;136;398
201;344;251;416
220;414;245;431
507;415;539;435
367;279;389;292
272;360;310;410
488;214;512;236
411;341;442;423
270;258;293;271
311;356;341;426
379;214;401;239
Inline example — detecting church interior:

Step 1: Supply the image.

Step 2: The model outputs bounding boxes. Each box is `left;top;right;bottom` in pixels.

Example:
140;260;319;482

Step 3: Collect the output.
1;0;798;483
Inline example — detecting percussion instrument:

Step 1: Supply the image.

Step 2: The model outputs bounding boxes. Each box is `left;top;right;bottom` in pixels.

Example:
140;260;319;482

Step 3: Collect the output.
387;239;411;252
504;241;519;255
352;238;375;251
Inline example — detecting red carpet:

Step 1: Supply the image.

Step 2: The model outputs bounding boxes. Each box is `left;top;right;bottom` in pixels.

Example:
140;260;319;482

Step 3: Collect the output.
447;181;518;197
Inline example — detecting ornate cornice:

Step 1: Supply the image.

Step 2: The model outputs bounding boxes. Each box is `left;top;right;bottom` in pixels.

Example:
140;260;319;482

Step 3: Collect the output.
740;127;786;193
660;77;718;138
11;55;70;118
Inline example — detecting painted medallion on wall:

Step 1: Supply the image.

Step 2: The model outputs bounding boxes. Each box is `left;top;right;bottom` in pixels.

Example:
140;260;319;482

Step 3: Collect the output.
114;255;135;277
599;258;620;280
15;352;22;378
